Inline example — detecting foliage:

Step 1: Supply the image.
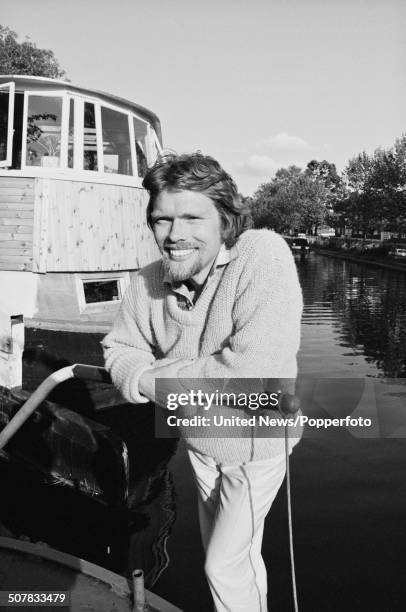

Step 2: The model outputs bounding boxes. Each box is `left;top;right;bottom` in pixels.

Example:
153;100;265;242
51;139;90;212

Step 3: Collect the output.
247;133;406;238
250;165;330;234
26;113;60;156
305;159;347;229
0;25;66;78
336;139;406;237
305;159;341;192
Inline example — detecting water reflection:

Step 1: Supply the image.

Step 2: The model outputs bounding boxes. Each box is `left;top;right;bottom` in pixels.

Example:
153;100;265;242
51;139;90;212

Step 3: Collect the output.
296;253;406;377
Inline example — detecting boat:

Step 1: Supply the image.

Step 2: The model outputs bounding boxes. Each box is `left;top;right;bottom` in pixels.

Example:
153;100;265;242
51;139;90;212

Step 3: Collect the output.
0;536;183;611
0;77;179;600
283;236;310;254
390;247;406;259
0;74;162;387
0;75;168;489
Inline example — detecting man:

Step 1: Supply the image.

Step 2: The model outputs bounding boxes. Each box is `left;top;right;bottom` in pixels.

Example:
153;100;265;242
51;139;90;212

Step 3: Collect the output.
102;152;303;612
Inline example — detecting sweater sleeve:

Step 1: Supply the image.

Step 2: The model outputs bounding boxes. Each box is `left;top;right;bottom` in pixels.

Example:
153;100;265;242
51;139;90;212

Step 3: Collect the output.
177;232;303;395
102;274;157;404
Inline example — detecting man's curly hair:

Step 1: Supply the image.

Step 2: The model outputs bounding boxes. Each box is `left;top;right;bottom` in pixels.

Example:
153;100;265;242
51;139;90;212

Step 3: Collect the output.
142;152;252;247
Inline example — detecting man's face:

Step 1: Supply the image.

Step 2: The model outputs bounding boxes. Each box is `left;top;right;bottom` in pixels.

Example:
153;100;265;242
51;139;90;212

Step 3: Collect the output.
151;189;223;284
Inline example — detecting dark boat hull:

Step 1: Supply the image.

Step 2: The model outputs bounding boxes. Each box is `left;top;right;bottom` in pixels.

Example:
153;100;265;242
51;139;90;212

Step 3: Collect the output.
0;386;129;505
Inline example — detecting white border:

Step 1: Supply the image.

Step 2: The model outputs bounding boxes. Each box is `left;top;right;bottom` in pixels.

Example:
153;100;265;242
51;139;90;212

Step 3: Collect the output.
0;82;15;168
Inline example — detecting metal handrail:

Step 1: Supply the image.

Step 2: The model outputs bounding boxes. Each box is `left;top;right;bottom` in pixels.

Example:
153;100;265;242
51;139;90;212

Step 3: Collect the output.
0;364;111;451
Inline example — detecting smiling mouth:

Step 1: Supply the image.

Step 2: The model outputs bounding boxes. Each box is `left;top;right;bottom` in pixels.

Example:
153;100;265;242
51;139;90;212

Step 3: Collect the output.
166;248;197;260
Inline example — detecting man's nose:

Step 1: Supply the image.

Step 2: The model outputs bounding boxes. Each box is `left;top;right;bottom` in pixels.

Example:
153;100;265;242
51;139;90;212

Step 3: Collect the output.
168;219;188;242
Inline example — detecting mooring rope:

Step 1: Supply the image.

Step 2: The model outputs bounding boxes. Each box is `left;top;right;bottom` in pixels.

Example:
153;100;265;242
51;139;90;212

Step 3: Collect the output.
285;425;299;612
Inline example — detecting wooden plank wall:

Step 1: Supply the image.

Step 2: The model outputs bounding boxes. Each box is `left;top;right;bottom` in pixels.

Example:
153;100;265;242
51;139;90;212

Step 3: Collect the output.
0;178;35;271
39;179;159;272
32;178;49;274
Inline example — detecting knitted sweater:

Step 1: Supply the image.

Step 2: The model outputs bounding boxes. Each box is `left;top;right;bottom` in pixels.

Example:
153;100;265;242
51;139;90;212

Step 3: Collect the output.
102;229;303;463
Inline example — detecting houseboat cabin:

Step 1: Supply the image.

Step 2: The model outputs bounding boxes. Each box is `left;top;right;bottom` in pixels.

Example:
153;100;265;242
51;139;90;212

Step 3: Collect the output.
0;76;161;338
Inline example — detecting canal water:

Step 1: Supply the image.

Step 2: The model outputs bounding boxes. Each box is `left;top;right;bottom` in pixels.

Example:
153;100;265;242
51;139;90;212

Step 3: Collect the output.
1;252;406;611
154;252;406;612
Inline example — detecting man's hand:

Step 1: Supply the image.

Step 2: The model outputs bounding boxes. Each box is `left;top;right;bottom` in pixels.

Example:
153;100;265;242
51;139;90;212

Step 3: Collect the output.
139;358;194;402
280;393;301;415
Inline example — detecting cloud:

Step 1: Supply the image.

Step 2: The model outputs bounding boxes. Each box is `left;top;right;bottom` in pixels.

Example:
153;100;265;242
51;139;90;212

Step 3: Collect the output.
235;155;279;177
263;132;310;152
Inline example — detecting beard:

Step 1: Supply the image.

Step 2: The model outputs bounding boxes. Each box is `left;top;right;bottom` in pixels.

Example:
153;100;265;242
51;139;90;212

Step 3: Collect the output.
161;251;203;282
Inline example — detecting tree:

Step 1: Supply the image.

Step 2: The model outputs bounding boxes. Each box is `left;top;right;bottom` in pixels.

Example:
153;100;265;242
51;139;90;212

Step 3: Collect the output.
251;180;302;232
305;159;347;233
305;159;341;191
392;134;406;234
274;165;302;181
340;152;376;236
344;151;374;192
340;144;406;237
0;25;66;78
393;134;406;183
250;166;329;234
368;148;404;230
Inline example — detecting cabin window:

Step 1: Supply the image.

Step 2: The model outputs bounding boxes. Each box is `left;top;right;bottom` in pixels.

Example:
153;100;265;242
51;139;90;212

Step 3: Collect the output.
133;117;149;177
75;273;130;314
10;94;24;169
83;102;98;171
151;129;161;163
0;82;15;167
82;279;121;304
101;107;132;175
25;95;63;168
0;83;161;179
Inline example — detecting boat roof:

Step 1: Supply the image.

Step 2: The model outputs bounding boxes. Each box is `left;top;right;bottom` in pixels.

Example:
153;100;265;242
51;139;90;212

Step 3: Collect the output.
0;74;162;144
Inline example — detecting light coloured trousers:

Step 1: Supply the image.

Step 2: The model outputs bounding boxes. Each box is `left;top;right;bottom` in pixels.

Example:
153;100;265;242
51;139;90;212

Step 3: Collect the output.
187;449;286;612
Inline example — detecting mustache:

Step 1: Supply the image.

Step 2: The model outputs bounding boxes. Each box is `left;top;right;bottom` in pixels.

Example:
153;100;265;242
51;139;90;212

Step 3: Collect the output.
163;241;198;250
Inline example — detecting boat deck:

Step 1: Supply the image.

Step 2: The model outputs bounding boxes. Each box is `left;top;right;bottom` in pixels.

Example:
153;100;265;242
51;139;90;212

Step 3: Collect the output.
0;537;182;612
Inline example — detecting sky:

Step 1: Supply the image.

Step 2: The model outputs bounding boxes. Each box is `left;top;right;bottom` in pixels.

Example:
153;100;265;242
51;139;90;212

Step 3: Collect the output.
2;0;405;195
